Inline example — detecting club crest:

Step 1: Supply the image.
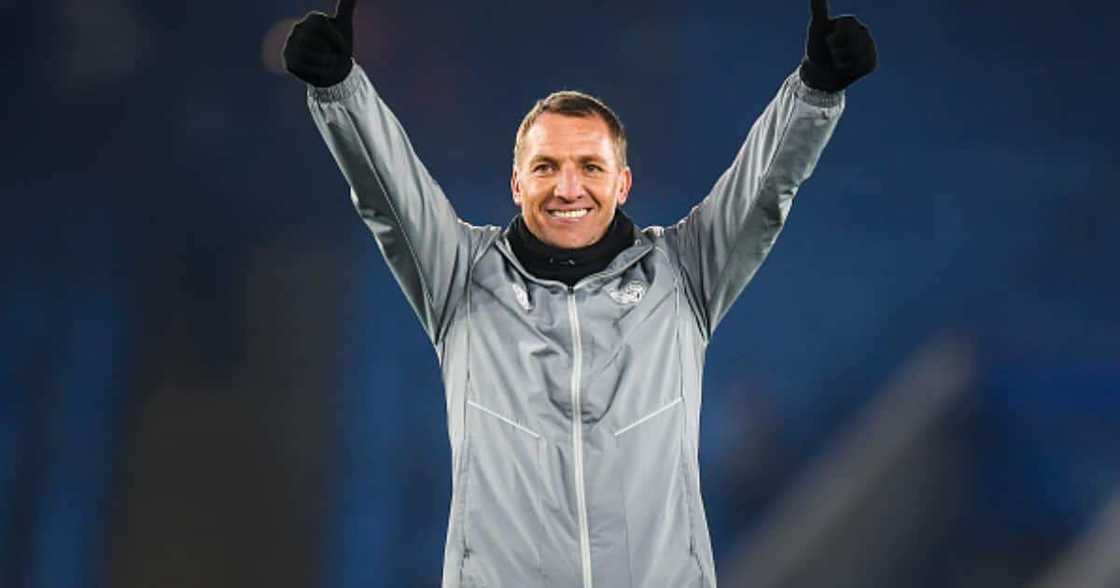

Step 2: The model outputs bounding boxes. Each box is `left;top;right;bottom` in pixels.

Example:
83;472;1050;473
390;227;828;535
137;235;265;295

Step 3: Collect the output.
608;280;646;305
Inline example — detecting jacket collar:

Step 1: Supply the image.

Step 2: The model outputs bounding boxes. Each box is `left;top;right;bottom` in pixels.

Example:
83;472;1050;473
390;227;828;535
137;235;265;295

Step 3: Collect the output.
494;212;655;291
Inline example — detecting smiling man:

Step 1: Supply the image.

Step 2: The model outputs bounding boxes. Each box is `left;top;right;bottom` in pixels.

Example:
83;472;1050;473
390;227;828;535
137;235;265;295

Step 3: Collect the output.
507;95;635;285
512;97;632;249
283;0;876;585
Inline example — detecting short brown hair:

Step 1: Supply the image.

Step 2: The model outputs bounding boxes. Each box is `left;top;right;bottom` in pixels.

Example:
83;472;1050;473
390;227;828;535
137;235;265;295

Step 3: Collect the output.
513;90;628;168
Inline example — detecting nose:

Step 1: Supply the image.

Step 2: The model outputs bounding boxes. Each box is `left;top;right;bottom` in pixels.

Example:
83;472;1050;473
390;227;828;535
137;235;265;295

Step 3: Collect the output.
554;165;586;200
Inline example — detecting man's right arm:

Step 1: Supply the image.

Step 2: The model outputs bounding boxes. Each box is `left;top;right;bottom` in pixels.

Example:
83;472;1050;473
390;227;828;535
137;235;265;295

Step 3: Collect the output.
283;1;479;345
306;62;479;346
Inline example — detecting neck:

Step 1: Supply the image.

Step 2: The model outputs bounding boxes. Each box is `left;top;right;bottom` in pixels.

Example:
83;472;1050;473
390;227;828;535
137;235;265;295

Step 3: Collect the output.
508;211;634;287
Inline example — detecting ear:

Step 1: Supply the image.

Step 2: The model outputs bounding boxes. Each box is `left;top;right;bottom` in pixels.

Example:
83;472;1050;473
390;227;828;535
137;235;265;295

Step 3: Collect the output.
511;166;523;207
615;166;633;206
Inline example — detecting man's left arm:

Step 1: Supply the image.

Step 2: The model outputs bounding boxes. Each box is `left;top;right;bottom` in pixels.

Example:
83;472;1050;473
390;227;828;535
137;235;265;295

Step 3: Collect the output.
667;0;877;338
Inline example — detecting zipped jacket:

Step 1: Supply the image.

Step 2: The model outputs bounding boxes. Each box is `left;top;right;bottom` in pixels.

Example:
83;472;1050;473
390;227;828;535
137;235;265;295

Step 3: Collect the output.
307;62;844;587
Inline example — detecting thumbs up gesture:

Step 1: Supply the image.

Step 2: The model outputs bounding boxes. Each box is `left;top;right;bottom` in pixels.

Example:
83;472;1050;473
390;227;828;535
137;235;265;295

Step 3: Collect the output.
799;0;878;92
282;0;358;87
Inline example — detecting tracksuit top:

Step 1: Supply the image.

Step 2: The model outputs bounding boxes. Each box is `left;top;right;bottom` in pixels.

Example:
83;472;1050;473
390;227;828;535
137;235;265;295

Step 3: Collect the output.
307;61;844;587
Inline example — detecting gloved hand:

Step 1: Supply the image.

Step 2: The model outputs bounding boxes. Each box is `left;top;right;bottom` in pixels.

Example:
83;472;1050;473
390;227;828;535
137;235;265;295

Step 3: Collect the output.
282;0;357;87
799;0;878;92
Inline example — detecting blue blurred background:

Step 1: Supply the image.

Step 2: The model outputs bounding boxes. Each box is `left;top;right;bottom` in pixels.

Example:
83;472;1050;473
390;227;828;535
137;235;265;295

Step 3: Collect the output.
4;0;1118;586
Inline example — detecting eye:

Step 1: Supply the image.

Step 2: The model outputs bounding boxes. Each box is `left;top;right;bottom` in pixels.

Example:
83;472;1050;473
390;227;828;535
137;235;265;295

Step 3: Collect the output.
584;163;604;173
532;162;553;173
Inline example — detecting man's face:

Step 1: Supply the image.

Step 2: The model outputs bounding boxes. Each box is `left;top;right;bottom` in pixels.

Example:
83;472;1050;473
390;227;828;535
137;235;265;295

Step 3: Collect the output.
512;112;632;249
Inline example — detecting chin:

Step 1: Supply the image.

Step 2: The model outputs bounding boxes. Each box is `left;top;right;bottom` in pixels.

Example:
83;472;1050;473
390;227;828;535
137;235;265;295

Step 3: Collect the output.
558;237;590;249
568;231;604;249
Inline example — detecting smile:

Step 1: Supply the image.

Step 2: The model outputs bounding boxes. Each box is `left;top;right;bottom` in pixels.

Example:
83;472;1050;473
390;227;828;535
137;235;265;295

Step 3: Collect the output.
547;208;591;219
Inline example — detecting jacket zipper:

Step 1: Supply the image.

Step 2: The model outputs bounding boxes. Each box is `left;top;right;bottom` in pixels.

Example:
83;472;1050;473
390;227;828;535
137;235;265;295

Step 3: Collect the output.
566;289;593;588
493;236;651;587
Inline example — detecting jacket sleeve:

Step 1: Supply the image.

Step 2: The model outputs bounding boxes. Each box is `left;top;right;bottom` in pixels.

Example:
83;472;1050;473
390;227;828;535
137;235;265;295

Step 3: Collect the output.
664;68;845;339
307;61;480;345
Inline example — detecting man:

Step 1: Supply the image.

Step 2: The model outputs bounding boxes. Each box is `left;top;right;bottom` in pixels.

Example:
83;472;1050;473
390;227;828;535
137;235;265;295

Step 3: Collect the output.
283;1;876;585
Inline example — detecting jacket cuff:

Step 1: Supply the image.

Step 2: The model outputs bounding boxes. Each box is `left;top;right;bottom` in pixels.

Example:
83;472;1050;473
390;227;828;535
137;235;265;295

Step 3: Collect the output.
789;66;844;109
307;59;363;103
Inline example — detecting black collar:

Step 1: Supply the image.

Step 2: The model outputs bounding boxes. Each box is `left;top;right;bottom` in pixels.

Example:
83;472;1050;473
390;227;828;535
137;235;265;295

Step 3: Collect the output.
506;211;635;287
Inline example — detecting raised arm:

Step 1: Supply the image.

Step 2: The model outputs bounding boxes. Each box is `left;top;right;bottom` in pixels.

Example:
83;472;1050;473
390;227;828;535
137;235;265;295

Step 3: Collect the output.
284;0;481;345
666;0;876;339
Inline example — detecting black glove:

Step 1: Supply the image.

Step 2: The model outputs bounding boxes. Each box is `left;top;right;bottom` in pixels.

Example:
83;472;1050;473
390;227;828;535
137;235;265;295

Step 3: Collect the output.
799;0;878;92
282;0;357;87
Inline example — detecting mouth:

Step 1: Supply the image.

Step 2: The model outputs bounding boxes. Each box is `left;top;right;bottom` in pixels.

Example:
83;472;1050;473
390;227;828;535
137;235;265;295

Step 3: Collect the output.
546;208;593;220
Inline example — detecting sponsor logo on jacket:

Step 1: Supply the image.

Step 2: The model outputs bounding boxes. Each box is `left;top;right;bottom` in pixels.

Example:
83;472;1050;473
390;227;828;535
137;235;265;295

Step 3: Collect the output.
511;283;532;311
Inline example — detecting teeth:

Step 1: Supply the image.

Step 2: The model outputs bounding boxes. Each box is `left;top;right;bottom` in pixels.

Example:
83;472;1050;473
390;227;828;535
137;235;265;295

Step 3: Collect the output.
549;209;589;219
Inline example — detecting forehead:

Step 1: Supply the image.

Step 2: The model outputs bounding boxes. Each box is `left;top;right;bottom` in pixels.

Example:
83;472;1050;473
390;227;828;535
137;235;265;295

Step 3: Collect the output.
522;113;615;158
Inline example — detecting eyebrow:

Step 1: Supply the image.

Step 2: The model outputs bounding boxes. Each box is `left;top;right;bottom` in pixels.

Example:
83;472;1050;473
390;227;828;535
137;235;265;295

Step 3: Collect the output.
527;154;610;166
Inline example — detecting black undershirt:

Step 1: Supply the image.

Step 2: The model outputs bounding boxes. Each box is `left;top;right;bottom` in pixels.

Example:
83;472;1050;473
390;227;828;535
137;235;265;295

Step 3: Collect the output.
507;211;635;287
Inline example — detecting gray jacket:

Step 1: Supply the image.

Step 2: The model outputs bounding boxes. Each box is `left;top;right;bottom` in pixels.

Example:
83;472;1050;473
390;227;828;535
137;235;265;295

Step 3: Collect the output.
308;62;844;587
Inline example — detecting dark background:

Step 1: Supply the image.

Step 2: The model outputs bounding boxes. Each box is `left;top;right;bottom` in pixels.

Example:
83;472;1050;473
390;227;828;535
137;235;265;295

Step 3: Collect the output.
4;0;1118;586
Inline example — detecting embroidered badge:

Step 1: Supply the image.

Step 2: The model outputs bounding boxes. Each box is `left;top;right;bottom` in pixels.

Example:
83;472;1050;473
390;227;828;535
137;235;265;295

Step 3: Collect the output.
608;280;646;305
511;283;532;311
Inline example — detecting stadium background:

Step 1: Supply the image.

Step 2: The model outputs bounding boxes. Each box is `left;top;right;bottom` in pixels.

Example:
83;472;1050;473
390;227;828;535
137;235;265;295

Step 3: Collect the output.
4;0;1118;586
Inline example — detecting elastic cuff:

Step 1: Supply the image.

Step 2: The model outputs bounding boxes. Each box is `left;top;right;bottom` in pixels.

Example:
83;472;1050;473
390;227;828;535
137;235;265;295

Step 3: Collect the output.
791;63;844;108
307;59;363;102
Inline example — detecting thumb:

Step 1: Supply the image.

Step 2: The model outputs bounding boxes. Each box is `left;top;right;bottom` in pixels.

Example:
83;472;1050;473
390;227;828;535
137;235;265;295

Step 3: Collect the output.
334;0;357;26
810;0;830;25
